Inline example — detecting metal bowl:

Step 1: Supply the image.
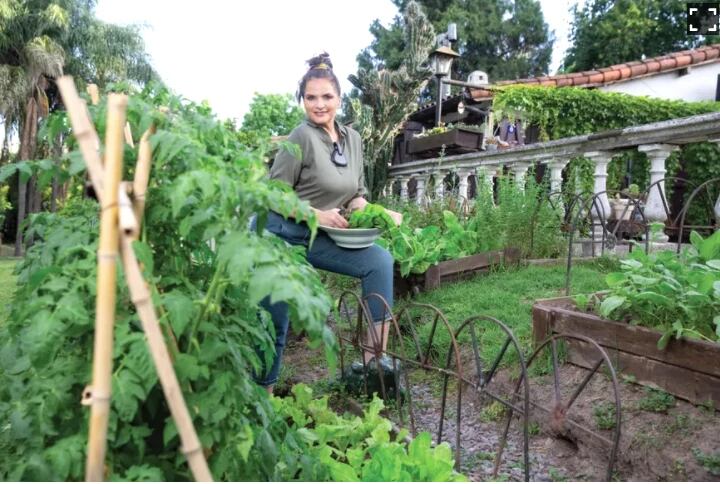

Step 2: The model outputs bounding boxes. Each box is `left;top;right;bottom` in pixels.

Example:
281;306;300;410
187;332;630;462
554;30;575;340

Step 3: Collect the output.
319;225;382;249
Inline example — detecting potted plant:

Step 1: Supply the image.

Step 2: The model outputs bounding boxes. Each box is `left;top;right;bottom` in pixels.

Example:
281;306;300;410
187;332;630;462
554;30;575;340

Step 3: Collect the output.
407;123;484;157
610;183;640;221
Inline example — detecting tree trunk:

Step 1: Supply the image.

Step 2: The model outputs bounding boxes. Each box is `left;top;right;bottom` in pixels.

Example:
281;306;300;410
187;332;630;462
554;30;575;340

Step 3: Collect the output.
51;134;63;211
14;97;38;257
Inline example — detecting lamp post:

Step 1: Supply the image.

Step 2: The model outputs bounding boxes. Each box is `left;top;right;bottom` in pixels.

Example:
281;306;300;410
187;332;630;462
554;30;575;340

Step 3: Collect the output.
429;46;460;127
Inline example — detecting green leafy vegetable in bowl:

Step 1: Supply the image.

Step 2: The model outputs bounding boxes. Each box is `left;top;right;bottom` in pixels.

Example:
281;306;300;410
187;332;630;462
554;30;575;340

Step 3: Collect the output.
347;203;395;230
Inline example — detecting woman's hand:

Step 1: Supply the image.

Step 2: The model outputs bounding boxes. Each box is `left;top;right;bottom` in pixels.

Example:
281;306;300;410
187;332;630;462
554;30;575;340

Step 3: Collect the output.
315;208;349;228
385;208;403;226
347;197;368;211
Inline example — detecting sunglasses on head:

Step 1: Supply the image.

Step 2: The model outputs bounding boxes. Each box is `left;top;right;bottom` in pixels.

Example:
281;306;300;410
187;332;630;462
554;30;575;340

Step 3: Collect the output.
331;141;347;167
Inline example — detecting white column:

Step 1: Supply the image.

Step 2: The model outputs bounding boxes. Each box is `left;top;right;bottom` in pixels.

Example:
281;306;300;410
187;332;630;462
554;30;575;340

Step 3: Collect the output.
510;162;531;189
637;144;678;243
585;151;614;241
414;174;428;205
434;170;447;200
476;165;497;204
456;169;472;202
383;179;394;199
547;158;570;215
399;176;410;202
548;158;569;195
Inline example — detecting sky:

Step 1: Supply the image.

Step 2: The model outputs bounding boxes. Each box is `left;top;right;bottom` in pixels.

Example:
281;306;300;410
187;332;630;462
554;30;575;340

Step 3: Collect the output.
95;0;580;123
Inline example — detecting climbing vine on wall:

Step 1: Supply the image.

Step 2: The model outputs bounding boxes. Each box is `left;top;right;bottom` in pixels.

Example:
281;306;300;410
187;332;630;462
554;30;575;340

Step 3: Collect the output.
492;86;720;222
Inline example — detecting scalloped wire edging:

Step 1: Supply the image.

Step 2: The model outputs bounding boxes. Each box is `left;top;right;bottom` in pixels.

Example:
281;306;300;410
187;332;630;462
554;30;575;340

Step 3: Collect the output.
332;291;624;481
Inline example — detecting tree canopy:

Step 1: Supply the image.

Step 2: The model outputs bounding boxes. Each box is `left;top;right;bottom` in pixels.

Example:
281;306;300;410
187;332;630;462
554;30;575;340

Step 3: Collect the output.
238;93;304;148
357;0;553;83
562;0;708;72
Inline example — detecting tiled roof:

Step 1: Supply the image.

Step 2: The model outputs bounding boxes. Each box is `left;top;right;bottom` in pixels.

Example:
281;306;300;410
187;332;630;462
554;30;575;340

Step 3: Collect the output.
468;44;720;100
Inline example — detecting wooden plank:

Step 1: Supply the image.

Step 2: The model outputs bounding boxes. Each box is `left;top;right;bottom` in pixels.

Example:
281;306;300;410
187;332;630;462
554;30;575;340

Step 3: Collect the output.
567;339;720;410
532;305;552;346
534;299;720;378
435;250;503;277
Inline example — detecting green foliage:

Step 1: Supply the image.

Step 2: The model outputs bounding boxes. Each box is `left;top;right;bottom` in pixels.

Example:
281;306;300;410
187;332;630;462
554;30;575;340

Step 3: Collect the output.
359;0;552;81
0;85;339;480
493;86;720;143
493;85;720;196
380;174;565;276
348;1;435;198
238;93;304;149
563;0;705;72
347;203;396;230
274;384;466;481
637;388;676;413
693;448;720;476
594;231;720;348
592;402;617;430
0;184;10;230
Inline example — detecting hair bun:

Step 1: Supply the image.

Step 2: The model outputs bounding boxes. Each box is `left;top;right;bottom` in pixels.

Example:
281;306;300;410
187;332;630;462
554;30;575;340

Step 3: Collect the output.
307;52;333;70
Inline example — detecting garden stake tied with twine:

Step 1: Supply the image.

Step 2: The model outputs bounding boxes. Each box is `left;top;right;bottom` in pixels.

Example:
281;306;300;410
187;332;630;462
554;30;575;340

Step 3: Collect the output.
57;76;213;482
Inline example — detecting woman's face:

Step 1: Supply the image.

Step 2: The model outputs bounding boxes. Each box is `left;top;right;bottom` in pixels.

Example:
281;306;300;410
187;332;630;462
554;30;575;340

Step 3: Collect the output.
303;78;340;129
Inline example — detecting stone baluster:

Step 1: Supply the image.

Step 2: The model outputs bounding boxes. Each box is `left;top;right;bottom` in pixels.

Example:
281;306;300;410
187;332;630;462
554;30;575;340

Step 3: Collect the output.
548;158;570;215
434;170;447;201
476;165;497;204
383;179;395;199
638;144;678;242
510;162;531;189
398;176;410;202
414;174;429;205
456;169;472;202
584;151;614;242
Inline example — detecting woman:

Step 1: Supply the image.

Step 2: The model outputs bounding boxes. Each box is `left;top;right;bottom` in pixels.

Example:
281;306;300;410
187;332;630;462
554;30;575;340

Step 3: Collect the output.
257;53;400;393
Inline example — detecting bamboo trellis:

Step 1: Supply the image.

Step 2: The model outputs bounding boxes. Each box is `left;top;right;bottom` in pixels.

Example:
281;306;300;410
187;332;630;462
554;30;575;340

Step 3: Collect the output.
57;76;213;482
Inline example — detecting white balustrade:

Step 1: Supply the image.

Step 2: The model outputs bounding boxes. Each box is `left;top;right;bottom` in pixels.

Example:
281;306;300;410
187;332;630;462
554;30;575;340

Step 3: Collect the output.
398;176;410;202
637;144;678;242
510;162;531;189
584;151;614;241
456;169;472;202
414;174;428;205
434;170;447;200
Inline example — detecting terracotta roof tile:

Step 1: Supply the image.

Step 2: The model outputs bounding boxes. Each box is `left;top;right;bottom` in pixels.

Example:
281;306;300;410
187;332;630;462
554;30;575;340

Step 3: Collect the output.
466;43;720;102
588;71;604;84
691;51;707;63
675;55;692;68
603;70;621;82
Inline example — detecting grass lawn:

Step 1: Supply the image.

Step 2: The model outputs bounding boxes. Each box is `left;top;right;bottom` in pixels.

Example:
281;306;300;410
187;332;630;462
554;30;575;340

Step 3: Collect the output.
0;257;18;324
327;258;617;371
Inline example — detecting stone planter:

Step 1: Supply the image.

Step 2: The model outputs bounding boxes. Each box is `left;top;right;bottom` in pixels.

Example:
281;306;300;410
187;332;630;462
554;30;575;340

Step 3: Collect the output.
609;197;634;221
532;295;720;409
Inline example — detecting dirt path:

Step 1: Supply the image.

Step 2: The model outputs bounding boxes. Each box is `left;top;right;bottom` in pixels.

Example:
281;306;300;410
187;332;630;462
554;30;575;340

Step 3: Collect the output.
280;333;720;481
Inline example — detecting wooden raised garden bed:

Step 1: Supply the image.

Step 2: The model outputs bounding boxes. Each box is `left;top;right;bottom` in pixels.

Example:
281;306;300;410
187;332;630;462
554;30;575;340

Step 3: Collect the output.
532;296;720;410
406;128;484;158
395;247;521;297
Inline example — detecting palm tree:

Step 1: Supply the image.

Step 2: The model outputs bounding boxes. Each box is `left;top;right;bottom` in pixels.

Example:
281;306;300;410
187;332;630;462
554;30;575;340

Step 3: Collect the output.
0;0;67;255
0;0;157;254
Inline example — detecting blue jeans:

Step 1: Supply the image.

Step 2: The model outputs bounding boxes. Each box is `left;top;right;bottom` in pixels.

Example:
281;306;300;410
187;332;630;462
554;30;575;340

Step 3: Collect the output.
254;211;394;386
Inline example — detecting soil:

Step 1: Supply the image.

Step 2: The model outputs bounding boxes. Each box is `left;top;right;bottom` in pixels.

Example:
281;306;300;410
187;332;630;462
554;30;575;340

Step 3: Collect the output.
279;329;720;482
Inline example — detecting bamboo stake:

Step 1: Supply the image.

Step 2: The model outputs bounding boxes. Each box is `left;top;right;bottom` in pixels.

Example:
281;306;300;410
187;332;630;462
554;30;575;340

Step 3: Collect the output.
57;76;105;203
118;182;138;238
85;94;127;482
87;83;100;105
132;125;156;235
61;76;210;481
119;233;213;481
124;122;135;148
